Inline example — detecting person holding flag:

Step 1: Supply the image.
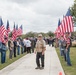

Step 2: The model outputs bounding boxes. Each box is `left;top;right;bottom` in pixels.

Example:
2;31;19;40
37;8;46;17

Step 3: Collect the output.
0;17;7;64
12;23;17;57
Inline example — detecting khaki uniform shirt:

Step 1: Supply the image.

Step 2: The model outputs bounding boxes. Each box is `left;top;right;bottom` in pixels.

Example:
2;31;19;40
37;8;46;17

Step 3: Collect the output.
36;40;46;52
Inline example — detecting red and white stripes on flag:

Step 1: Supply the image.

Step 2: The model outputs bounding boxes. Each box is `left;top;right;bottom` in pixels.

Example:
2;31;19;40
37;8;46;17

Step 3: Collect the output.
5;27;10;39
55;8;74;38
63;16;74;33
17;28;22;36
12;29;17;41
12;24;17;41
0;25;6;43
56;16;74;37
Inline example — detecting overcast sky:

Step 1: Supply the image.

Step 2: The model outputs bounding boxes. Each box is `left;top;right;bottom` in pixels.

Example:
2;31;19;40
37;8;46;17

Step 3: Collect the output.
0;0;74;33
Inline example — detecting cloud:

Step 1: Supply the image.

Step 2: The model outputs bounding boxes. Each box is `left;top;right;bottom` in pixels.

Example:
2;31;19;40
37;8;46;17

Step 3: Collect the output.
7;0;39;5
0;0;74;33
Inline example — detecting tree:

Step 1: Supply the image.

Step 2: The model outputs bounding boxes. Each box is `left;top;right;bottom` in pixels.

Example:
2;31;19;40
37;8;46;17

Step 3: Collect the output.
24;32;38;38
20;31;54;39
47;31;54;37
71;0;76;22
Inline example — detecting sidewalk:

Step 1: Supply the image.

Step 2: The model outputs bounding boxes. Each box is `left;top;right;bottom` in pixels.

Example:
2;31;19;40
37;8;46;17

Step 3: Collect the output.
0;45;65;75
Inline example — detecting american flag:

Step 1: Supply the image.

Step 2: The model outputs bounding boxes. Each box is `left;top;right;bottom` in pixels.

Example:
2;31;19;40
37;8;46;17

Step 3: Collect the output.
0;17;6;43
63;8;74;33
12;23;17;40
55;19;61;38
55;8;74;38
16;25;18;36
5;20;10;38
17;25;23;36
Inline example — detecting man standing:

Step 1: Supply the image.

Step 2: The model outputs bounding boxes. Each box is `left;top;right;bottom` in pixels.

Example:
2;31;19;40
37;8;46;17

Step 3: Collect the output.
30;37;35;53
25;38;31;53
17;39;21;55
21;39;24;54
13;39;17;57
8;37;14;59
65;32;72;66
23;38;27;53
35;34;46;70
0;37;7;64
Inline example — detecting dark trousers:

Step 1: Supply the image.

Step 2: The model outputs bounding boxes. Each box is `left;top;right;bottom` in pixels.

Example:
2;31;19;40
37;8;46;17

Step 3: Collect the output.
14;47;16;57
9;50;13;59
26;47;31;53
36;52;44;67
1;50;6;64
52;42;54;47
31;46;34;53
21;47;24;54
24;46;26;52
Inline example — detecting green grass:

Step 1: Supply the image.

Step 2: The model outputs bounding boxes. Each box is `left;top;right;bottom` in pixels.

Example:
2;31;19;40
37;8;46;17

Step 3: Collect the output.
56;47;76;75
0;50;26;70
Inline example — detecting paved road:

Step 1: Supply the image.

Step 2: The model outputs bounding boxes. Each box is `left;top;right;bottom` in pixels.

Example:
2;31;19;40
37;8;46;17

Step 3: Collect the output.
0;45;65;75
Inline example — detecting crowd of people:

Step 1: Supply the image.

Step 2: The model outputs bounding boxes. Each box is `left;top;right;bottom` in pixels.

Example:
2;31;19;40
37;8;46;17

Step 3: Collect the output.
57;32;72;66
0;37;37;64
0;35;56;64
0;32;72;68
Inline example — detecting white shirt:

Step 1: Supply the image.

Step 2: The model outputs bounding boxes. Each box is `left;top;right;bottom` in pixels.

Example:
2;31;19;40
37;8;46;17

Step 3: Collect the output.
17;41;21;47
25;40;31;47
23;39;27;46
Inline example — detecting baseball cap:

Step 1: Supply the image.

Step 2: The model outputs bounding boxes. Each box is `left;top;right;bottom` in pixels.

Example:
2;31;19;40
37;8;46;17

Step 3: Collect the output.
38;34;42;37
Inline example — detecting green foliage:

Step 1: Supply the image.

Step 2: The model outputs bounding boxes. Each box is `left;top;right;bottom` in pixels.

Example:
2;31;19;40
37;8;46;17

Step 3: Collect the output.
24;32;38;38
71;31;76;36
38;32;48;37
47;31;54;37
21;31;54;38
71;0;76;22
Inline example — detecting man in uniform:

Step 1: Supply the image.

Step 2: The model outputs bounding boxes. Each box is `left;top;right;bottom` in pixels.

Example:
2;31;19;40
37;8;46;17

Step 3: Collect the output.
35;34;46;70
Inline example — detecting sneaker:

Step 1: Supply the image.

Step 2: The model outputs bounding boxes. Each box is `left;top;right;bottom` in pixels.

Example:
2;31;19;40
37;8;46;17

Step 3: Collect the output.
40;67;44;70
35;67;40;69
67;64;72;66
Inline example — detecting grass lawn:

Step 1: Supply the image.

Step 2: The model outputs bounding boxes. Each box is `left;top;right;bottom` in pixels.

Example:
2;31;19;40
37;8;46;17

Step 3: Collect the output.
56;47;76;75
0;50;26;70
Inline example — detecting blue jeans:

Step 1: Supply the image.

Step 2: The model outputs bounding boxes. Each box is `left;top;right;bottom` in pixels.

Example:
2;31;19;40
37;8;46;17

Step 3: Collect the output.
66;47;71;65
17;46;20;55
59;45;63;56
1;50;6;64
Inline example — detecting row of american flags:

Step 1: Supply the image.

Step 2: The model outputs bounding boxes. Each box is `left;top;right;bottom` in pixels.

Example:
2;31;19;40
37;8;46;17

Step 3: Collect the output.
0;17;23;43
55;8;74;38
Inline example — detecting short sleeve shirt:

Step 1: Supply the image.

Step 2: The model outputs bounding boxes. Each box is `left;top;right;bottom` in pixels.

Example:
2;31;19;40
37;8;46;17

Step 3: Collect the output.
65;38;70;44
36;40;46;52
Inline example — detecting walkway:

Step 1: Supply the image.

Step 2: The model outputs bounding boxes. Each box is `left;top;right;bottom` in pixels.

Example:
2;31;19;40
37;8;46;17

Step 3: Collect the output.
0;45;65;75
